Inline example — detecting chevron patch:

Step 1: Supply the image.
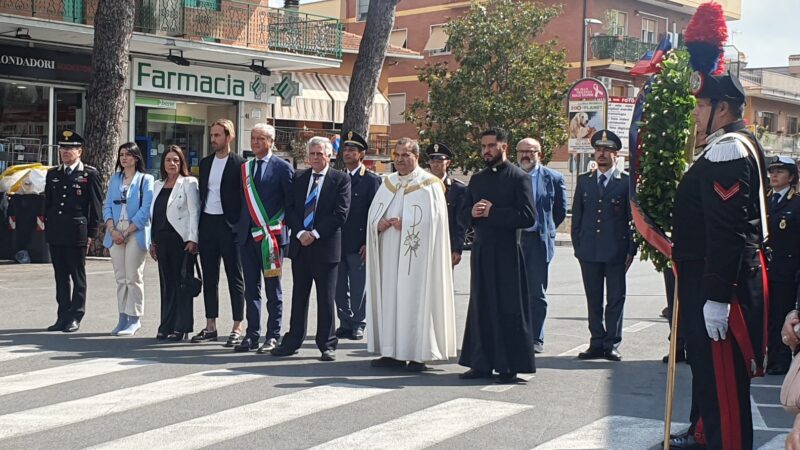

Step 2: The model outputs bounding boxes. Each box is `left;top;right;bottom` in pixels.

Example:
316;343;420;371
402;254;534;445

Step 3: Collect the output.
713;181;740;201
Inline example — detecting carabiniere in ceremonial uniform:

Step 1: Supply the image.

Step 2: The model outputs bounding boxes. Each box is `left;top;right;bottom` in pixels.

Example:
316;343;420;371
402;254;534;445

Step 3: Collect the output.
425;143;467;260
765;155;800;375
44;130;103;333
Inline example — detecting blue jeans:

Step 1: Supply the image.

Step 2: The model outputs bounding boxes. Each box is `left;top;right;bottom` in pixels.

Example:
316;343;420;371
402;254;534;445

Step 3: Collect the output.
520;232;550;345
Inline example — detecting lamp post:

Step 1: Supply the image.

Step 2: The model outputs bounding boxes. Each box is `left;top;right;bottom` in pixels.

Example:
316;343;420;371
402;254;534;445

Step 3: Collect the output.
582;18;602;79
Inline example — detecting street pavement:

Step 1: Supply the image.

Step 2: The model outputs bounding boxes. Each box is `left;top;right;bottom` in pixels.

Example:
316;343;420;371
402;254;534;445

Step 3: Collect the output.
0;247;793;449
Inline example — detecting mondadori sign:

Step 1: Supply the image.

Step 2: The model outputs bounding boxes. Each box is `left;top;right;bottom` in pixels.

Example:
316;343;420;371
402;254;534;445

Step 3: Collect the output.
132;59;276;103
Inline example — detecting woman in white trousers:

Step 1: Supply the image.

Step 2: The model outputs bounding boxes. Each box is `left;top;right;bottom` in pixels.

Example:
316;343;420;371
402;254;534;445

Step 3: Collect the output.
102;142;154;336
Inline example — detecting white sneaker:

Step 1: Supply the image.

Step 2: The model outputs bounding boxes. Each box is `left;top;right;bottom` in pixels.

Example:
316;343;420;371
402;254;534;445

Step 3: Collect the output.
111;313;128;336
117;317;141;336
534;342;544;354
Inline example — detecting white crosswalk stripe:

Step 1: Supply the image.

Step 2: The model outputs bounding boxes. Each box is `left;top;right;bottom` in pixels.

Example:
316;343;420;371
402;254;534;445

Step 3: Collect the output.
0;358;157;397
0;369;261;440
310;398;532;449
533;415;688;449
85;383;389;450
0;345;53;362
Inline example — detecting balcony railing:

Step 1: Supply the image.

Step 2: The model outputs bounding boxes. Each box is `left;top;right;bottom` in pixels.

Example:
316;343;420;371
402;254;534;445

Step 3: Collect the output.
273;127;391;157
0;0;342;59
740;69;800;101
589;35;657;64
759;131;800;154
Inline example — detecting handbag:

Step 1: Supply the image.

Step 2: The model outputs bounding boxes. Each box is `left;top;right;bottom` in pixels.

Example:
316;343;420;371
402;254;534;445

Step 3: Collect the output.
179;253;203;299
781;352;800;413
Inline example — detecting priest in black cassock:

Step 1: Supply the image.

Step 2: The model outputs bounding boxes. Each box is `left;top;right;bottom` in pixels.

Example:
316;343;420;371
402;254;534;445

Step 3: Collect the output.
458;127;537;384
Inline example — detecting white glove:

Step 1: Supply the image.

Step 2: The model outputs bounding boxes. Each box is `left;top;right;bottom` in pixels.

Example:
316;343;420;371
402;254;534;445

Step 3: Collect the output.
703;300;730;341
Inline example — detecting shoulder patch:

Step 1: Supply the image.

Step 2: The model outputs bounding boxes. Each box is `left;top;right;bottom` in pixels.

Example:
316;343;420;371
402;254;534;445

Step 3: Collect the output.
703;139;748;163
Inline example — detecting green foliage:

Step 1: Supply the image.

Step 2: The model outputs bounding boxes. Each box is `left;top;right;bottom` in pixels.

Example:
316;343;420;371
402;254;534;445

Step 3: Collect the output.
634;50;696;272
406;0;568;172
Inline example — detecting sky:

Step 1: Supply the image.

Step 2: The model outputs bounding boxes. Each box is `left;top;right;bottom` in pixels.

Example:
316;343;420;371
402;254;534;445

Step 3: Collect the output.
727;0;797;68
267;0;796;68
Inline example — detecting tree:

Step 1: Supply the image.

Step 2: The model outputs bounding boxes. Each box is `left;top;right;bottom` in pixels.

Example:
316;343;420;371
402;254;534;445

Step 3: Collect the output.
407;0;568;171
342;0;400;139
82;0;136;185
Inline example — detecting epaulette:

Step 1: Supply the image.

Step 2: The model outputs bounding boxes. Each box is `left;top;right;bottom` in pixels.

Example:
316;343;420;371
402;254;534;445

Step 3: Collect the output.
703;138;748;163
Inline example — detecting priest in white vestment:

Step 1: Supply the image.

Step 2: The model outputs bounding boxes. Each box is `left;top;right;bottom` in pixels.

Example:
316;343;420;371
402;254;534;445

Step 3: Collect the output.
366;138;457;371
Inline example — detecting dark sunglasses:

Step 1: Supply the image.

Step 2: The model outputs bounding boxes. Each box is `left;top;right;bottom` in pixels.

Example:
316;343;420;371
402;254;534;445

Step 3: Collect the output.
113;188;128;205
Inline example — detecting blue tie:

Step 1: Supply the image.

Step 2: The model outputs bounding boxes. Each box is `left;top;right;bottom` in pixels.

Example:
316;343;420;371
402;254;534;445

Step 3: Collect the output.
255;159;265;182
303;173;322;230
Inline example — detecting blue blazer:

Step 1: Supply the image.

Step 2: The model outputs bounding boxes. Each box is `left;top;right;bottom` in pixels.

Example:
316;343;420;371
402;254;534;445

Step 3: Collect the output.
102;171;155;251
237;156;294;247
528;166;567;262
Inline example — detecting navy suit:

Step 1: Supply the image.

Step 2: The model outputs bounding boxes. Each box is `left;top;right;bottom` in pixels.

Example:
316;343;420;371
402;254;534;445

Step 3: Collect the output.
238;155;294;342
444;176;468;254
335;165;380;332
571;168;636;351
519;165;566;346
281;167;350;353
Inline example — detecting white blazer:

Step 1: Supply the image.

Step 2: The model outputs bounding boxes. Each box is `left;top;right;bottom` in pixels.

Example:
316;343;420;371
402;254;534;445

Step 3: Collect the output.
150;176;200;244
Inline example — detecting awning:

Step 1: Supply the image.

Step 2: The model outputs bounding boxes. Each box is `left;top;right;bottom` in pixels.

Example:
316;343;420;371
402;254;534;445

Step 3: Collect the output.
273;72;333;122
318;74;390;126
389;29;407;49
423;26;448;52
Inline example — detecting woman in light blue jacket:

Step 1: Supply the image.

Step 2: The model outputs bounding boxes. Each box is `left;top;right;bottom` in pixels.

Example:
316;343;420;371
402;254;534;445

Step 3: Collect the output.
102;142;154;336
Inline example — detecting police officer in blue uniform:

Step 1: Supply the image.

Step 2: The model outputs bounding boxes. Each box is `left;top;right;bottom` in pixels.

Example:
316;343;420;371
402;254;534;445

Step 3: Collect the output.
765;155;800;375
44;130;103;332
425;143;467;266
571;130;636;361
334;131;381;340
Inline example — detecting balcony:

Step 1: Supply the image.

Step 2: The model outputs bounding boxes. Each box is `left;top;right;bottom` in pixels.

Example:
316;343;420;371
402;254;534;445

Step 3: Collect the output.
740;70;800;104
0;0;343;59
273;127;391;158
589;35;657;64
759;131;800;154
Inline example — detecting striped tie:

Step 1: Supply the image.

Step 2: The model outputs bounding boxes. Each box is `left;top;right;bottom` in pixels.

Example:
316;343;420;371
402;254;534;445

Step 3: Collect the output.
303;173;322;230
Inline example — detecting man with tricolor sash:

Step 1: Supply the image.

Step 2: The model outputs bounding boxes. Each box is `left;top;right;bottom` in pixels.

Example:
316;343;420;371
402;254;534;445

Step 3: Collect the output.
236;123;294;354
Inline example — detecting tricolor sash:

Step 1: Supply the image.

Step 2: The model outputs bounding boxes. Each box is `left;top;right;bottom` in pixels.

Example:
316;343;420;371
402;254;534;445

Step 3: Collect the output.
242;160;284;278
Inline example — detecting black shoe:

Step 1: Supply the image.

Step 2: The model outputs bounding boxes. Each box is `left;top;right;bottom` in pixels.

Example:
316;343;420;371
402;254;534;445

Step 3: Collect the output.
370;357;407;368
605;349;622;362
662;351;687;364
258;338;278;354
234;337;258;352
320;350;336;361
166;332;187;342
577;347;605;360
767;363;790;375
223;332;242;348
156;332;168;340
46;320;66;332
406;361;429;372
271;344;299;357
334;327;352;339
496;372;522;384
351;328;365;340
667;430;705;449
459;369;492;380
190;329;218;343
62;320;80;333
661;307;670;319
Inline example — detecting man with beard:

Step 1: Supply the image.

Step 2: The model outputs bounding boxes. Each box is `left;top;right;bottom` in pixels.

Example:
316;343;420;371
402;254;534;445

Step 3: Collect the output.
425;143;468;266
571;130;635;362
516;138;567;354
459;127;537;384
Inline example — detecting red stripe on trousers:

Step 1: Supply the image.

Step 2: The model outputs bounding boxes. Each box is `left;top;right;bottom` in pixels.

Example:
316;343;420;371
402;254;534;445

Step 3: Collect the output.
710;339;742;450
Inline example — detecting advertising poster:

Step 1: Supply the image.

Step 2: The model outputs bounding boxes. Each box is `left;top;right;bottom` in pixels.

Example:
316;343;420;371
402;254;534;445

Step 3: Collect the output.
567;78;608;153
607;96;637;155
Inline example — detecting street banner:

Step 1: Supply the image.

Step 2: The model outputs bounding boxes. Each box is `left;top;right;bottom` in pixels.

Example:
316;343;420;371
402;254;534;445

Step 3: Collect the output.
567;78;608;153
608;96;637;155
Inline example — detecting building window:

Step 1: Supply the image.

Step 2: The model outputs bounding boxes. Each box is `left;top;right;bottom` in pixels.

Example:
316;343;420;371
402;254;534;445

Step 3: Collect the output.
641;18;658;44
390;29;408;49
608;10;627;36
761;112;776;132
424;24;449;55
357;0;369;22
388;93;406;124
611;85;626;97
788;116;799;135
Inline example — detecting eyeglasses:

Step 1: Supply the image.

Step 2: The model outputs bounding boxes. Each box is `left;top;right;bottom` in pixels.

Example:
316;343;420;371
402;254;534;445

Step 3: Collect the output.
114;188;128;205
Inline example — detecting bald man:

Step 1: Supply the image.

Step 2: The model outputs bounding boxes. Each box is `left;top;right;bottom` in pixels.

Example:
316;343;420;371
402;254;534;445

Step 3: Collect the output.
516;138;567;353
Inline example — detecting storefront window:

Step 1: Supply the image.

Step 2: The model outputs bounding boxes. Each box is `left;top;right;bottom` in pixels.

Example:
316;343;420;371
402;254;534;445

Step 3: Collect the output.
0;81;50;169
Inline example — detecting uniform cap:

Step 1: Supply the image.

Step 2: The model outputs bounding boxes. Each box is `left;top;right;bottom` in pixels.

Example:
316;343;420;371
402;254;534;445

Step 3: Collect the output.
425;143;453;160
342;131;368;151
58;130;84;148
590;130;622;151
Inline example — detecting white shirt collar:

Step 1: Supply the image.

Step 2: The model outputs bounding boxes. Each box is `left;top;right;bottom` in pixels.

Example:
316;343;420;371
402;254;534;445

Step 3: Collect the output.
313;165;330;177
599;166;615;182
255;151;271;163
349;164;362;176
65;160;81;172
776;186;790;200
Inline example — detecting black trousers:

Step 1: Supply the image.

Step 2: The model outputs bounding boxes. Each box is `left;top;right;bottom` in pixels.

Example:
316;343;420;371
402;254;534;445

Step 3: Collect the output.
281;248;338;353
49;244;87;322
155;229;194;334
579;260;626;350
679;259;761;450
767;279;796;368
199;213;245;321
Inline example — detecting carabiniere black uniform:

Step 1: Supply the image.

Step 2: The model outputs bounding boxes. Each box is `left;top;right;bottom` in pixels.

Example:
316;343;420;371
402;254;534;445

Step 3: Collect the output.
44;130;103;332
